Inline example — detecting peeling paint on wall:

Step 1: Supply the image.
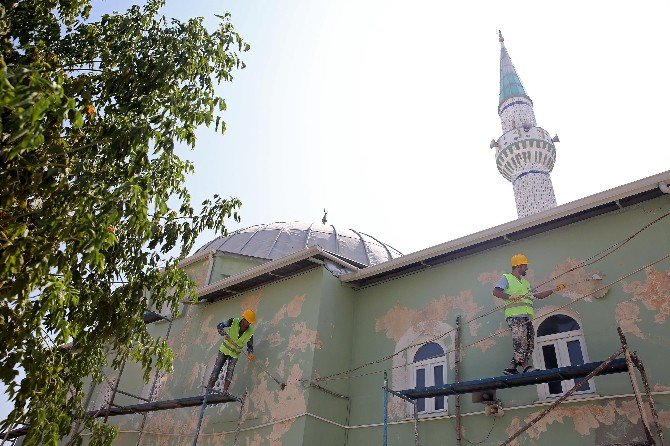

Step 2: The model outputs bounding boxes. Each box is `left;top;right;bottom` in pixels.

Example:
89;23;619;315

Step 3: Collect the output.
266;332;282;348
504;399;670;445
244;419;294;446
172;306;196;362
622;266;670;324
124;283;318;446
184;260;210;288
270;294;306;325
286;294;306;318
615;301;644;338
540;259;609;301
287;321;322;359
388;320;455;420
376;291;485;342
377;295;480;419
478;269;508;286
246;363;306;422
240;290;263;313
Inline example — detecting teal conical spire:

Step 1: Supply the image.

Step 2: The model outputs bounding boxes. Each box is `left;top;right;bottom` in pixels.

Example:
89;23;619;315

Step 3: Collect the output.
499;31;528;104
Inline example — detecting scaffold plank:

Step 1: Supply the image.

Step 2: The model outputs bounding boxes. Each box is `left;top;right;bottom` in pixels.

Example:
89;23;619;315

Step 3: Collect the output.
1;392;239;440
398;358;628;399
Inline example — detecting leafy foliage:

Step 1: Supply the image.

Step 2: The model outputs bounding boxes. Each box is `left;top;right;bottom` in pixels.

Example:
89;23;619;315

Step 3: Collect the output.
0;1;246;444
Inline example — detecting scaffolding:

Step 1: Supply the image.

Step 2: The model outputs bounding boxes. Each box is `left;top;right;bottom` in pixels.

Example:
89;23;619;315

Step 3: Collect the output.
1;311;247;446
381;328;666;446
1;391;243;441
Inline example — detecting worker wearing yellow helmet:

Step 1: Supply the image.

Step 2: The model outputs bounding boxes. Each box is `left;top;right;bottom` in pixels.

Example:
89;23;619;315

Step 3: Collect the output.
492;254;565;375
207;309;256;393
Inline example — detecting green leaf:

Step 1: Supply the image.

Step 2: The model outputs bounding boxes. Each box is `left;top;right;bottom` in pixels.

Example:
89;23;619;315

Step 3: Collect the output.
0;2;246;444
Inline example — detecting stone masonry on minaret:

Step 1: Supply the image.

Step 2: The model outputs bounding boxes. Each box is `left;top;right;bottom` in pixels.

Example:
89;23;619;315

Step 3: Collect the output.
491;32;559;218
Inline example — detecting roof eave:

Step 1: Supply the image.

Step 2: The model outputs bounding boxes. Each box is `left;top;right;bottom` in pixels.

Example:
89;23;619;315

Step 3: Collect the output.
340;170;670;288
197;246;359;302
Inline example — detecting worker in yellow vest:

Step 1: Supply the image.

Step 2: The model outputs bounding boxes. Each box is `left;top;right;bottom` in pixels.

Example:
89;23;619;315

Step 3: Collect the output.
492;254;565;375
207;309;256;393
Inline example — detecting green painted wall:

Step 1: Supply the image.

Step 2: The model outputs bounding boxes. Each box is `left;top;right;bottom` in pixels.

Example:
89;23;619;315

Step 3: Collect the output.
302;270;356;446
345;196;670;445
83;196;670;446
183;259;211;288
210;254;264;283
96;267;326;446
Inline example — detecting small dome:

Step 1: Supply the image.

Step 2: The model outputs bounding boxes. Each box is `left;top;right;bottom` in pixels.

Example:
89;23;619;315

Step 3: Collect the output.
196;221;402;267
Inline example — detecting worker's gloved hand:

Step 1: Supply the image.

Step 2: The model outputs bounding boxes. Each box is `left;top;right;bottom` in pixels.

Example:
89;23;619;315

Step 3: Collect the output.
509;295;521;302
247;354;254;362
554;284;566;292
216;322;227;336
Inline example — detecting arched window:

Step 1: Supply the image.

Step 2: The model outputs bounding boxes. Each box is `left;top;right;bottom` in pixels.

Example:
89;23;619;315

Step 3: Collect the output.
534;314;595;399
412;342;447;414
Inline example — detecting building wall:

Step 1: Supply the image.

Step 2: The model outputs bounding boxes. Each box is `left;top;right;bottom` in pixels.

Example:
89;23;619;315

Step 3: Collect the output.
343;195;670;445
302;271;356;446
99;267;327;446
94;195;670;446
182;259;211;288
209;255;264;283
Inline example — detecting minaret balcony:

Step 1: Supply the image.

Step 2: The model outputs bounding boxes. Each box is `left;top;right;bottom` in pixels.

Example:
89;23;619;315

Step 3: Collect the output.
495;129;556;182
494;126;553;156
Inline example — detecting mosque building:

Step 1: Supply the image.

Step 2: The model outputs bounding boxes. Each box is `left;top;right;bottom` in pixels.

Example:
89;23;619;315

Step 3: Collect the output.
12;34;670;446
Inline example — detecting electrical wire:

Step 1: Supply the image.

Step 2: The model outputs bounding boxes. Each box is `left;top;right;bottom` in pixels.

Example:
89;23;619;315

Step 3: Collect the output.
462;417;497;445
315;251;670;382
531;210;670;291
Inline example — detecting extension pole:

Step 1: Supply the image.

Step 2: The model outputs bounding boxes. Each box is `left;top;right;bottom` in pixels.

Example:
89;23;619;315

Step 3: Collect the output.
618;328;655;445
383;372;388;446
192;388;210;446
633;356;666;446
233;389;248;446
455;316;462;446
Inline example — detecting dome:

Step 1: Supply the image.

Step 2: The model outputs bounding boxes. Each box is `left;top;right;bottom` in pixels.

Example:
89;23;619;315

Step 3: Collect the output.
196;221;403;267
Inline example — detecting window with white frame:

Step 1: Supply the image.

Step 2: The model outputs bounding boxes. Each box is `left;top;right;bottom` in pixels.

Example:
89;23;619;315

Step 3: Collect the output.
533;314;595;399
411;342;447;414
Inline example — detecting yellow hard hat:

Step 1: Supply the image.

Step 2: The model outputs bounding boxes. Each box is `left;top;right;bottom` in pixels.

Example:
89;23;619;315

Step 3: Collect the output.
242;309;256;324
510;254;530;268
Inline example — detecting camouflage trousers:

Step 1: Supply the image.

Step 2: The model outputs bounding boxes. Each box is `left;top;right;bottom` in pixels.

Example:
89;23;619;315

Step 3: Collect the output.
506;316;534;365
207;352;238;388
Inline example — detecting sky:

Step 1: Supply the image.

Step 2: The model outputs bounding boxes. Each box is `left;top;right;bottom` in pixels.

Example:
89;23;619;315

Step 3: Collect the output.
3;0;670;423
171;0;670;257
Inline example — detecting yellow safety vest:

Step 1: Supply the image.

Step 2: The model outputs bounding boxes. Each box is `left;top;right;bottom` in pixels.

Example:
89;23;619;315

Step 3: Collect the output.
219;317;254;358
502;273;534;318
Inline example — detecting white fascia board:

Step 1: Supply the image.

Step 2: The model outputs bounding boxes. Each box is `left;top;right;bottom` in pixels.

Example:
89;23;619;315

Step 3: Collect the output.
340;170;670;283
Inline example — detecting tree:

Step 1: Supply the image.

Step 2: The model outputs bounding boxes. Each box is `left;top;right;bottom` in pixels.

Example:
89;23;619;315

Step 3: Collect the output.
0;1;247;444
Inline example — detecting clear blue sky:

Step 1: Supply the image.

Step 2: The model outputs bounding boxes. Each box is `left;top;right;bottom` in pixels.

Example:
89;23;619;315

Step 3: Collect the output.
3;0;670;422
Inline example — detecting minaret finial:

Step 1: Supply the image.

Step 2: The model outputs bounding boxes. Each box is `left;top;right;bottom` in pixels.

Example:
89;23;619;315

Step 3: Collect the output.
322;209;327;225
498;30;504;44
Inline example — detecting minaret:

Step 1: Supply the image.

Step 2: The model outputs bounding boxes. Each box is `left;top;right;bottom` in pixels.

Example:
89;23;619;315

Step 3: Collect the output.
491;31;559;218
